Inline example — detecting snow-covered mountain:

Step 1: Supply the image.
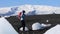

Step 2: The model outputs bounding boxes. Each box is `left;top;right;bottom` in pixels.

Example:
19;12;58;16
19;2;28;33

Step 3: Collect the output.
0;5;60;17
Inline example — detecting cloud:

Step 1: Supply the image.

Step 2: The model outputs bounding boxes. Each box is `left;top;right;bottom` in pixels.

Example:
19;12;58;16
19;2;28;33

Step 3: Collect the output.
0;4;60;16
0;7;11;14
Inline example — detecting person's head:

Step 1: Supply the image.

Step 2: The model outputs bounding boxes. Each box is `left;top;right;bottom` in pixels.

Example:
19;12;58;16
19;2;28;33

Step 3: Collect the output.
22;10;25;13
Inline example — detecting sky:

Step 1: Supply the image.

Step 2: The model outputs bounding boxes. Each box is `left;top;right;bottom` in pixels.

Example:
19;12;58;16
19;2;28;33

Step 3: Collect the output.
0;0;60;7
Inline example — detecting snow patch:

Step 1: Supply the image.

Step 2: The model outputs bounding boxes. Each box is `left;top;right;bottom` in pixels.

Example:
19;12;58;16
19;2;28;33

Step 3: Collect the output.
20;27;29;31
41;23;51;27
32;22;43;30
32;22;51;30
46;20;49;22
44;24;60;34
0;17;18;34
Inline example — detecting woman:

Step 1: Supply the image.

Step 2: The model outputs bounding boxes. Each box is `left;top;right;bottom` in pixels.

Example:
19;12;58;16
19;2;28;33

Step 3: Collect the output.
18;10;26;31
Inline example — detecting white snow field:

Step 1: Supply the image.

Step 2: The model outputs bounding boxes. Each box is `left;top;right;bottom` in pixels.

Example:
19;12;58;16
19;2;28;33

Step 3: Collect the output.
0;17;18;34
20;27;29;31
32;22;51;30
44;24;60;34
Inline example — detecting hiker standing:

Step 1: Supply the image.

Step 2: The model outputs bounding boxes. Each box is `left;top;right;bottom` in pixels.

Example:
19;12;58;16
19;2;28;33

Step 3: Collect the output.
18;10;26;31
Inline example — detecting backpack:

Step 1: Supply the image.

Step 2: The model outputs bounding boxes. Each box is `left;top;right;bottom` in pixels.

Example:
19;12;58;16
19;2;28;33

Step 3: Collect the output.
18;12;22;20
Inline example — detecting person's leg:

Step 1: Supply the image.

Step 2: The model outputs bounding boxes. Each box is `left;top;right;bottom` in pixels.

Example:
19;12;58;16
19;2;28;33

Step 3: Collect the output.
19;20;25;31
23;22;25;31
22;20;25;31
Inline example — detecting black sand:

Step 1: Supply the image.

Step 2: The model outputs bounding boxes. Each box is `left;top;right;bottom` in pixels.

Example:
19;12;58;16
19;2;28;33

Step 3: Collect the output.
6;14;60;34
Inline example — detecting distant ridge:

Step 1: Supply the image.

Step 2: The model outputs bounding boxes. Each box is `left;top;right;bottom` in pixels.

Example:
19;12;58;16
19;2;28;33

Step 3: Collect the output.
0;4;60;16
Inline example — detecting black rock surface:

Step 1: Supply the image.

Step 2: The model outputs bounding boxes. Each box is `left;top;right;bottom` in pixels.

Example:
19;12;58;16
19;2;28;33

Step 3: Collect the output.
6;14;60;34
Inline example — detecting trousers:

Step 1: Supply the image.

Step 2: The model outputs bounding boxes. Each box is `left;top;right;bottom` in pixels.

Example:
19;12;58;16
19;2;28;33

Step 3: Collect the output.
21;20;25;31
